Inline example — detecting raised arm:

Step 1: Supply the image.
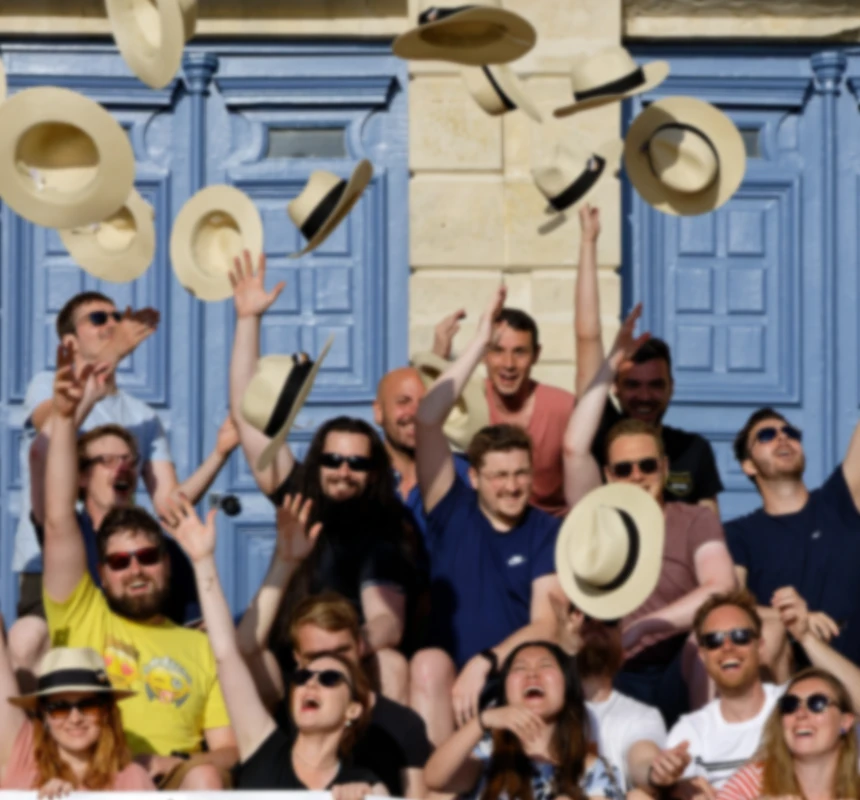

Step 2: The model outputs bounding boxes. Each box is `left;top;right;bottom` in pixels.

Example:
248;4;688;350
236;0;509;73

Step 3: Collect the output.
575;204;606;396
841;415;860;511
430;309;466;361
416;285;506;513
228;251;289;496
0;614;26;779
174;416;240;504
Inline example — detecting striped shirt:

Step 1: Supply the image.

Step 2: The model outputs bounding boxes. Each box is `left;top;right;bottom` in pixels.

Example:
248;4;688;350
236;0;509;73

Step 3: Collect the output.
717;762;764;800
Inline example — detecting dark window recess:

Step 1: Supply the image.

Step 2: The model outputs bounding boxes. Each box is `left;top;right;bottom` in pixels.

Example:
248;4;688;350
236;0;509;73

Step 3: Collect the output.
739;128;761;159
266;128;346;159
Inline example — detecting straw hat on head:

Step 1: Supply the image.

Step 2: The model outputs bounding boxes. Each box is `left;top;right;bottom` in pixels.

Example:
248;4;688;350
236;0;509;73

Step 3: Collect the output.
411;351;490;452
170;185;263;301
242;335;335;472
60;189;155;283
9;647;135;711
554;46;669;119
625;96;746;216
289;160;372;258
555;483;665;621
106;0;198;90
462;64;542;123
0;87;135;230
532;138;623;214
393;0;536;66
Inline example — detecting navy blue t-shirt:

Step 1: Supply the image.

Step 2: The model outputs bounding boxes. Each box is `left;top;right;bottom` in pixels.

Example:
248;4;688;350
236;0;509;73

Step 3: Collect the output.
726;467;860;664
425;478;560;668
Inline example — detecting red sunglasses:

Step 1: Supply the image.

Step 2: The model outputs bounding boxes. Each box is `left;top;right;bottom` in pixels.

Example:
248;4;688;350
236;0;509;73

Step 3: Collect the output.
102;546;162;572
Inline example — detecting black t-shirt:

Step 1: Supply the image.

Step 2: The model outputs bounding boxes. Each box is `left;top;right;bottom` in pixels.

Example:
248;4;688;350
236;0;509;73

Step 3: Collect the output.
592;401;724;504
237;727;380;790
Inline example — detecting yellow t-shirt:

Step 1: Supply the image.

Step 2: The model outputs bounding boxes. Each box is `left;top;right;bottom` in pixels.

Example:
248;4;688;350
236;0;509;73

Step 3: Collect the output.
45;574;230;756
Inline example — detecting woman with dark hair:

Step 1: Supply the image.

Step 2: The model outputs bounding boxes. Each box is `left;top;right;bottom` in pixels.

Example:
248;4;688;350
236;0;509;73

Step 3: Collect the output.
424;641;623;800
718;667;859;800
0;634;153;796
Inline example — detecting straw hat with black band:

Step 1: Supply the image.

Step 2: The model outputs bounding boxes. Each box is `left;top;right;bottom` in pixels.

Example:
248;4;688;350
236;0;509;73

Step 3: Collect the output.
393;1;536;67
554;47;669;119
463;64;542;123
555;483;665;621
624;96;746;216
9;647;135;711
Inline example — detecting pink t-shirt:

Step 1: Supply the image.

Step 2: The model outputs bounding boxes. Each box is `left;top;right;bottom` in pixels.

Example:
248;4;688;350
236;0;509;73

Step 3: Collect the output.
1;720;156;790
486;381;575;517
717;762;764;800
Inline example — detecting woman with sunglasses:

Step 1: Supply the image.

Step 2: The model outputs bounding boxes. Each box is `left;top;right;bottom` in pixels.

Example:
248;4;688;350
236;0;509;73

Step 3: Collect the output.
717;668;859;800
425;641;623;800
161;495;387;798
0;634;154;796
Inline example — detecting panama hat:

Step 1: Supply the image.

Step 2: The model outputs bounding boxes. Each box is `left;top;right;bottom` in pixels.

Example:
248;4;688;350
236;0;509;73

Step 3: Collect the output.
462;65;542;123
106;0;198;90
554;47;669;118
170;185;263;301
555;483;665;621
0;87;135;230
60;189;155;283
532;138;623;213
624;96;746;216
9;647;135;711
243;335;336;472
412;351;490;451
393;1;536;66
289;161;373;258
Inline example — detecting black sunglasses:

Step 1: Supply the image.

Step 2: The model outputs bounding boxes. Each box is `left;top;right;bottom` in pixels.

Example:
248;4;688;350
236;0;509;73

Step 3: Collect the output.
609;457;660;479
42;696;109;720
779;692;841;716
84;310;123;327
754;424;802;446
292;668;351;690
320;453;373;472
699;627;757;650
102;546;163;572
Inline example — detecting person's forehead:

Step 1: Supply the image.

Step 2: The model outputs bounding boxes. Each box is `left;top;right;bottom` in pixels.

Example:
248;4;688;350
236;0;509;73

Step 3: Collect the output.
621;359;670;383
322;431;371;455
305;655;349;676
702;604;754;632
790;677;834;698
103;529;158;553
608;433;660;459
297;623;355;647
494;324;534;350
86;435;133;457
511;645;556;666
381;370;424;403
480;448;530;470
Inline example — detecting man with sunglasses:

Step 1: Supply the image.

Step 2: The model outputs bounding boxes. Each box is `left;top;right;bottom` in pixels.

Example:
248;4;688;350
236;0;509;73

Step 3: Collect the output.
725;407;860;666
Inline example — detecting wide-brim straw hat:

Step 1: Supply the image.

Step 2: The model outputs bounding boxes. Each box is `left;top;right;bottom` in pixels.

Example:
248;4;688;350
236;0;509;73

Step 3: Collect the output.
106;0;198;90
9;647;135;711
393;1;536;66
0;87;136;230
412;351;491;452
555;483;665;621
554;46;669;118
289;160;372;258
242;335;336;472
462;64;542;123
60;189;155;283
624;96;746;216
170;185;264;301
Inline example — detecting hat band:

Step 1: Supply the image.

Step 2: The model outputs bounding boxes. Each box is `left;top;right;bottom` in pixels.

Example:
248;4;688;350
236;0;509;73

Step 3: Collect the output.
264;356;316;438
38;669;112;694
419;5;474;25
549;155;606;212
573;67;646;102
300;180;347;243
643;122;720;192
482;66;515;111
596;508;641;592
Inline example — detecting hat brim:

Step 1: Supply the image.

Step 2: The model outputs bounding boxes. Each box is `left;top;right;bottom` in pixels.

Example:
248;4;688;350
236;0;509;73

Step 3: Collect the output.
555;483;665;621
170;185;264;301
257;334;336;472
0;87;136;230
9;684;136;711
60;189;155;283
411;350;491;451
393;8;536;66
290;160;373;258
624;95;746;216
488;66;542;123
553;60;670;119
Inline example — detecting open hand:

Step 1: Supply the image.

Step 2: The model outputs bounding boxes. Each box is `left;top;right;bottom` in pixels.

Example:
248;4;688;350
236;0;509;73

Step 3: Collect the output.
609;303;649;372
96;306;160;365
230;250;285;319
53;344;94;418
159;493;218;563
477;284;507;345
480;706;548;745
276;493;323;564
37;779;75;800
432;309;466;360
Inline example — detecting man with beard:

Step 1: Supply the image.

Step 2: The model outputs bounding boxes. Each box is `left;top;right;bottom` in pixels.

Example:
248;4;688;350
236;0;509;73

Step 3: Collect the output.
725;407;860;665
649;587;860;795
40;345;238;789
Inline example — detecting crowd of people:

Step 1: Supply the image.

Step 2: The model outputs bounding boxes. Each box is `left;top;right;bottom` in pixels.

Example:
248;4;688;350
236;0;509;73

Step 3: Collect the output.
1;203;859;800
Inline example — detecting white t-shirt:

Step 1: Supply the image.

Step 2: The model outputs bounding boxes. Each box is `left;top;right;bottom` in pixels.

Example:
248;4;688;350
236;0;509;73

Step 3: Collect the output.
666;682;785;790
587;689;667;791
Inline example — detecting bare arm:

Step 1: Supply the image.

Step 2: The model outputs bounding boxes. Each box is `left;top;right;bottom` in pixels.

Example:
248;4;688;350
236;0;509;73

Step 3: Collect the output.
575;204;606;397
142;459;180;518
423;716;485;794
173;417;240;504
29;434;49;528
842;420;860;510
360;585;406;653
627;740;663;790
0;615;26;779
403;768;428;799
201;726;239;772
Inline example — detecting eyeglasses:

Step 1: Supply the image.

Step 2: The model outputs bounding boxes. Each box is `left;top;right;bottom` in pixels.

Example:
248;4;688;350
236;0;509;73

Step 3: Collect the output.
320;453;373;472
609;457;660;479
102;546;163;572
779;693;841;716
81;310;122;327
84;454;138;469
754;424;802;446
291;668;351;690
699;627;757;650
42;696;109;721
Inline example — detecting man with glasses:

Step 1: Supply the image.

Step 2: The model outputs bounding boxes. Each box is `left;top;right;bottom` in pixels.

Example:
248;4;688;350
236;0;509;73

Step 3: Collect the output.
725;407;860;666
648;587;860;795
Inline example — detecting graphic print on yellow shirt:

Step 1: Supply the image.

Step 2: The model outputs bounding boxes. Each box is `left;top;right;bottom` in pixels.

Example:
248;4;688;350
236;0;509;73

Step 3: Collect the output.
44;573;229;756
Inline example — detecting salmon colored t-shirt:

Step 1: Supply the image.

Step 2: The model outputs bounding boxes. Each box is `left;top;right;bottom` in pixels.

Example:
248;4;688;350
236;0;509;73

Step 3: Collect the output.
1;720;156;790
486;380;576;517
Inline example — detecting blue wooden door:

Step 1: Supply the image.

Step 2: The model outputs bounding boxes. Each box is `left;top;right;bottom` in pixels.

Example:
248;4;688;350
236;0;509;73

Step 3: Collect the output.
0;41;408;619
